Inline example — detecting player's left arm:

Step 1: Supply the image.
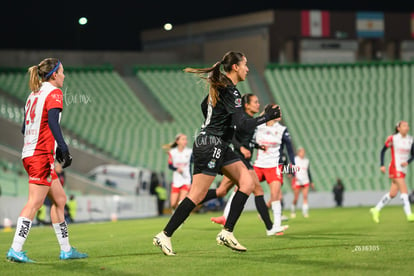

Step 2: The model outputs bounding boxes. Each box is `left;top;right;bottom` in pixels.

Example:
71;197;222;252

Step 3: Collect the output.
283;129;295;166
308;165;315;190
46;89;72;168
404;143;414;166
226;90;274;131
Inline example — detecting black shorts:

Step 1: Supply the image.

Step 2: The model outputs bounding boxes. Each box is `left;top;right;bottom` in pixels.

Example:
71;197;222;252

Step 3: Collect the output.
193;134;240;176
233;150;253;170
240;157;253;170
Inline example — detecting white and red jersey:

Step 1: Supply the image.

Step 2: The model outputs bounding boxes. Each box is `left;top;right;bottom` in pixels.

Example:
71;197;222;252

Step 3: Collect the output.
22;82;63;159
168;147;192;187
254;122;286;168
384;133;413;174
294;156;310;185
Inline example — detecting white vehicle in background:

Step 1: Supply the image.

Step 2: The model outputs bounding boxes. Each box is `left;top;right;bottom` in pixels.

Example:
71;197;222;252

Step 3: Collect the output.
87;164;153;195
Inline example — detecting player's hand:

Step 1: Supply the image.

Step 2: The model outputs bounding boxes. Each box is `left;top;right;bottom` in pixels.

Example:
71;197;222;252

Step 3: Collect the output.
264;104;281;121
240;146;251;159
56;147;72;168
401;162;408;167
311;183;315;190
259;145;268;152
380;166;386;173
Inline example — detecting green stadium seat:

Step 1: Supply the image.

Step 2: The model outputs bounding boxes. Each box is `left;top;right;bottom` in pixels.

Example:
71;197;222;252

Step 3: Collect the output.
265;62;414;192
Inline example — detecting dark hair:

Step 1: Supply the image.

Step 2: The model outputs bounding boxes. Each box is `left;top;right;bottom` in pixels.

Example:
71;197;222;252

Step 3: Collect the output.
394;120;407;134
28;58;60;92
241;93;255;107
184;51;245;107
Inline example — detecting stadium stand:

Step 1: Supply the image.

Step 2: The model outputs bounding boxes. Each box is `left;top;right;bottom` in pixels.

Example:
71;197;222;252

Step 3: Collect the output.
4;62;412;193
0;157;27;196
265;61;414;192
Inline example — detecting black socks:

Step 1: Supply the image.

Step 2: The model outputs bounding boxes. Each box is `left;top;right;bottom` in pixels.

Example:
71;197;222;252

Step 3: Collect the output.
163;197;196;237
255;195;273;230
224;191;249;232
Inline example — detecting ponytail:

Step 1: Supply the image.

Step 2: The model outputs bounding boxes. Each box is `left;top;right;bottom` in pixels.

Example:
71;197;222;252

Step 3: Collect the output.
28;58;60;92
28;65;42;92
162;133;185;152
184;51;245;107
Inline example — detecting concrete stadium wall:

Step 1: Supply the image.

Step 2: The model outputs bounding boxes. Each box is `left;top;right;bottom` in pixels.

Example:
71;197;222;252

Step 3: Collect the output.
141;10;275;74
0;50;190;75
0;195;157;227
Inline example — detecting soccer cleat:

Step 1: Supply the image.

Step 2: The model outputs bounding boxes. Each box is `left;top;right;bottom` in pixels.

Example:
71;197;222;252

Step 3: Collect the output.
281;215;289;221
59;247;88;260
266;226;283;236
211;216;226;226
369;208;380;223
303;214;309;218
290;213;296;219
407;214;414;222
216;229;247;252
153;232;176;256
6;248;35;263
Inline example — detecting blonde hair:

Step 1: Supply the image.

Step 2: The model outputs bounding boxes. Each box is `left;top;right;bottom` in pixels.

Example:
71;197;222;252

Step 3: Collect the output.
162;133;186;152
184;51;245;107
28;58;60;92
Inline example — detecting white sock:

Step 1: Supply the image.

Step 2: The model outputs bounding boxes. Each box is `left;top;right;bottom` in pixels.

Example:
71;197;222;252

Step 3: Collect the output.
401;193;412;216
290;204;296;214
53;221;71;252
223;191;236;219
11;217;32;252
302;204;309;216
271;201;282;227
375;193;391;211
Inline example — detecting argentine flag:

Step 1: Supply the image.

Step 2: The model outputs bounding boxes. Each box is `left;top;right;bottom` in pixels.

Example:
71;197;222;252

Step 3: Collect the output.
356;12;384;38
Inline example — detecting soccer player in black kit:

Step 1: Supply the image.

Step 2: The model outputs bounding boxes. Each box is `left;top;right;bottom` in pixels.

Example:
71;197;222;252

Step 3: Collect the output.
153;51;281;255
208;94;282;236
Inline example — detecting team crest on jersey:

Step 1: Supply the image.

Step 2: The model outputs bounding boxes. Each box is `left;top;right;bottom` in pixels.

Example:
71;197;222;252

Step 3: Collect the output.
235;98;242;108
47;174;52;183
208;159;216;169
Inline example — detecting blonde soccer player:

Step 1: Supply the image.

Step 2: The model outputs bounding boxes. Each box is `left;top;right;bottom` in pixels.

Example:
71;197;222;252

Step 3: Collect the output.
6;58;87;263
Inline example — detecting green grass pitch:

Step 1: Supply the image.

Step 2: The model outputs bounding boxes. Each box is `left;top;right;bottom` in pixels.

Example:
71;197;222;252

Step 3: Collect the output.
1;206;412;275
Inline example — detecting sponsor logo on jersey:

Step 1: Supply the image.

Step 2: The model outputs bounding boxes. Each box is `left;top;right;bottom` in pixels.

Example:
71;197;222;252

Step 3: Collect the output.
29;176;41;181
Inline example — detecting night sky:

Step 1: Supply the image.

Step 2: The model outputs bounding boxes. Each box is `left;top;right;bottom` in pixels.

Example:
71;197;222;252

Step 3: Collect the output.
1;1;414;51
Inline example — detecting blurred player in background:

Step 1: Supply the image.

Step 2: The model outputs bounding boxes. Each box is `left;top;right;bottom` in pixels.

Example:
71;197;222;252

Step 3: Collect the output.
153;51;281;255
253;107;295;234
290;147;314;218
6;58;87;263
208;94;281;236
370;121;414;223
163;134;193;210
